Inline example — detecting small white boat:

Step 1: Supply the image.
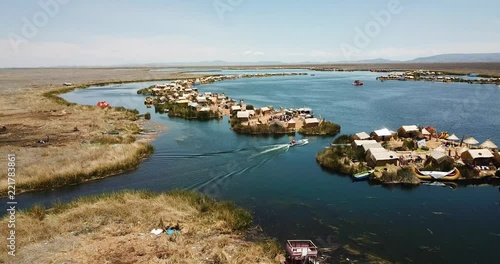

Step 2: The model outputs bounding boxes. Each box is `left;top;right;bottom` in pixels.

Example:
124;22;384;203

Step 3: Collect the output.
289;139;309;147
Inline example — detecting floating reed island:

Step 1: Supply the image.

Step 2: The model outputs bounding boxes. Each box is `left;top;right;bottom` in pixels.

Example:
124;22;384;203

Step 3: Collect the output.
137;73;341;136
230;107;341;136
317;125;500;186
376;70;500;85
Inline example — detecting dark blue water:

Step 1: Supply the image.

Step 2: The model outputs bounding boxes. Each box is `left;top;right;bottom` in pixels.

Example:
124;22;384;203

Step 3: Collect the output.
6;71;500;263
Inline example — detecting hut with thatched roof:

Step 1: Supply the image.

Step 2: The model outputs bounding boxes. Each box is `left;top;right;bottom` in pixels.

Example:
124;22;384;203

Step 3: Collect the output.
366;148;399;167
461;149;494;166
397;125;421;138
370;128;396;142
425;149;455;170
354;132;370;140
463;137;479;147
421;128;431;139
304;118;320;128
352;140;380;153
480;139;497;150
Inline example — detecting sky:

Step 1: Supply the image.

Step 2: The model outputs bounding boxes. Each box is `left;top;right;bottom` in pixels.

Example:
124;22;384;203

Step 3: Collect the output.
0;0;499;67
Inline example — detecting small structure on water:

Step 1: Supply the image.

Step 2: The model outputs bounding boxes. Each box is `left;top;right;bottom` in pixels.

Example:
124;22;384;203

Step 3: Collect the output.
285;240;319;264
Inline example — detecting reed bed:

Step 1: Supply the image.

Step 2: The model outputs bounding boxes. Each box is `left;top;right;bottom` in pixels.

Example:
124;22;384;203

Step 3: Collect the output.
0;190;281;263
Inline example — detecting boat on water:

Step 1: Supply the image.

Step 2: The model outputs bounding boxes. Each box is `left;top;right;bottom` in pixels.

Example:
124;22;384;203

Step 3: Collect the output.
310;74;316;76
413;167;461;181
285;240;319;264
144;96;153;106
289;139;309;147
352;80;364;86
352;169;374;181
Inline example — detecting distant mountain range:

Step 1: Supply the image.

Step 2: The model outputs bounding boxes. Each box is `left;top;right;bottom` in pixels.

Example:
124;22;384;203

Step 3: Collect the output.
407;53;500;63
136;53;500;67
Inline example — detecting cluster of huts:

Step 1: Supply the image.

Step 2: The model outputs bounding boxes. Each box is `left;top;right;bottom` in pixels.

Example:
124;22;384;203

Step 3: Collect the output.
351;125;499;176
377;70;500;84
148;80;232;114
234;106;320;131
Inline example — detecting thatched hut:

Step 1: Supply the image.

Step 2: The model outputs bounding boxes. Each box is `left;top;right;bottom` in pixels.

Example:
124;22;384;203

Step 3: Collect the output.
480;139;497;150
370;128;395;142
461;149;494;166
304;118;319;128
260;107;271;115
421;128;431;139
351;140;380;153
366;148;399;168
397;125;421;138
354;132;370;140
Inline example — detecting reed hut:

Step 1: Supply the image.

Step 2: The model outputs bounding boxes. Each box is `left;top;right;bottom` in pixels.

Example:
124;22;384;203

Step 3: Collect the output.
421;128;431;139
397;125;421;138
354;132;370;140
304;118;319;128
461;149;494;166
287;119;296;129
371;128;395;142
231;105;241;114
261;107;272;116
463;137;479;147
237;111;250;121
352;140;380;153
480;139;497;150
366;148;399;167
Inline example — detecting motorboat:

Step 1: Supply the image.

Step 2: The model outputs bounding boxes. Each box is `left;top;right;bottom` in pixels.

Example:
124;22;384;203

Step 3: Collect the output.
285;240;319;264
352;169;374;181
289;139;309;147
352;80;364;86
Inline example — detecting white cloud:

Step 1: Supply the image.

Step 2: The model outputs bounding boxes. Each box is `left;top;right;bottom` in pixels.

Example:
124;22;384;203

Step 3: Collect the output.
0;35;221;67
242;50;264;56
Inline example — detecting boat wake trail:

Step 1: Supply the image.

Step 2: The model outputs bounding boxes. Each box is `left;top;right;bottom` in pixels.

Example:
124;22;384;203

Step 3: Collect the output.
154;147;259;159
184;143;290;193
250;144;290;158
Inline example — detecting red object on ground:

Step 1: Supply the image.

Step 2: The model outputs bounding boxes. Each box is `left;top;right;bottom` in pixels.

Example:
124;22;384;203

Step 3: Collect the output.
97;101;110;108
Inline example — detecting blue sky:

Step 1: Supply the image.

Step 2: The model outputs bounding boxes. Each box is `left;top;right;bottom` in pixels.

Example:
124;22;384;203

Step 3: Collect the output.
0;0;499;67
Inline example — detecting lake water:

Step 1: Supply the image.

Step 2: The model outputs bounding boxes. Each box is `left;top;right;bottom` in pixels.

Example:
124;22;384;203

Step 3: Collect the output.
7;70;500;263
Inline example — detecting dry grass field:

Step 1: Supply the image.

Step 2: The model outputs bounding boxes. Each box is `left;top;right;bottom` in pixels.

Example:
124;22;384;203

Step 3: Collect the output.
0;190;282;263
0;68;200;195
